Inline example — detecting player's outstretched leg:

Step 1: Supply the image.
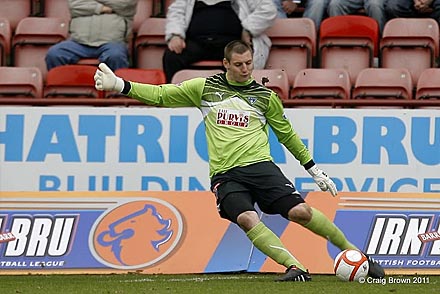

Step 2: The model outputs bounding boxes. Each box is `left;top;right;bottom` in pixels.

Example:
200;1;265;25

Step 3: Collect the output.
301;207;357;250
246;222;311;282
300;207;385;278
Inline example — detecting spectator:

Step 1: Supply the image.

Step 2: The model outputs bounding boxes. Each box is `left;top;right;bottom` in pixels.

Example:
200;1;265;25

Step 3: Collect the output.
46;0;138;71
386;0;439;24
274;0;330;30
163;0;277;83
328;0;387;34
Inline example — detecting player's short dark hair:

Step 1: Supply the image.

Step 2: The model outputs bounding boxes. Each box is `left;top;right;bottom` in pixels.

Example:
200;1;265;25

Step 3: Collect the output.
224;40;253;62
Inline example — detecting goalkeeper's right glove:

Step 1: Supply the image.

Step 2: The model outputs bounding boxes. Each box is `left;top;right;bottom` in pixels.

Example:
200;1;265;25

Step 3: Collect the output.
94;63;124;92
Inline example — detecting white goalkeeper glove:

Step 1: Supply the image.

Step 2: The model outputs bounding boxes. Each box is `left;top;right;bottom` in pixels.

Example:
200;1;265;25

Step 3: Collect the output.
307;165;337;196
94;63;124;92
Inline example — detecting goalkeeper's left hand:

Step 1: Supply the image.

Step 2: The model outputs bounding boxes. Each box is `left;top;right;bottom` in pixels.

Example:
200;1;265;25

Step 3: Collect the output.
307;165;337;196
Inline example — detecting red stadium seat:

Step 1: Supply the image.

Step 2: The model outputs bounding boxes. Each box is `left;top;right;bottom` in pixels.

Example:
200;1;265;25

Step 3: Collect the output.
115;68;166;84
171;69;224;84
380;18;439;87
12;17;69;80
106;68;166;97
319;15;380;84
0;0;31;31
131;0;154;58
352;68;413;100
44;65;103;98
135;17;167;70
415;68;440;100
252;69;290;100
0;18;11;66
291;68;351;100
0;66;43;98
265;18;316;86
41;0;71;20
133;0;154;34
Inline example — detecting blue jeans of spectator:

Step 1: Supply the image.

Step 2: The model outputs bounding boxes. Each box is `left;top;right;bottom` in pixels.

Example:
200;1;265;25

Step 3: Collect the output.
274;0;330;31
385;0;440;25
303;0;330;30
328;0;386;33
45;40;129;71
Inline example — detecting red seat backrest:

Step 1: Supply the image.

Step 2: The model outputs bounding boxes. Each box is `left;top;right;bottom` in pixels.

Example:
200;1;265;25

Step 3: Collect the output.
0;66;43;98
0;0;31;31
0;18;11;65
320;15;380;57
44;65;103;98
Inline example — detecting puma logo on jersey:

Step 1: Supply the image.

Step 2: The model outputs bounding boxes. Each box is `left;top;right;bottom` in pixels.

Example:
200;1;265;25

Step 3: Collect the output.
214;92;225;100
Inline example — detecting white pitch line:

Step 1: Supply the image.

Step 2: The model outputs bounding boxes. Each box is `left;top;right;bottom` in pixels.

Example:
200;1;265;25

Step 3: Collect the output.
120;275;261;283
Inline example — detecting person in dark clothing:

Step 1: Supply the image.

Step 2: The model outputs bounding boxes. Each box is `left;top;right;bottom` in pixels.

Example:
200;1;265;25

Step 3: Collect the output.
162;0;277;82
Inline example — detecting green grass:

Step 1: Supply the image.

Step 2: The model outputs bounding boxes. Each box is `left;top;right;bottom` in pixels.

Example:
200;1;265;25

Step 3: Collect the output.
0;273;439;294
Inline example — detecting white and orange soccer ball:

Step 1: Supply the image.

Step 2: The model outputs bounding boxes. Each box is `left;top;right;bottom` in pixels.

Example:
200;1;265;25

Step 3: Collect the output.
333;249;369;282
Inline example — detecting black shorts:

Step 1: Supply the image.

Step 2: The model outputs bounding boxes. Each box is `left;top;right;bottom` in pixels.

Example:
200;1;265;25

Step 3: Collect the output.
210;161;305;223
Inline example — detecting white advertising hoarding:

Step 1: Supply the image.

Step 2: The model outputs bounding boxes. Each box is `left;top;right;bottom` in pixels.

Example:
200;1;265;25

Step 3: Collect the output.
0;107;439;192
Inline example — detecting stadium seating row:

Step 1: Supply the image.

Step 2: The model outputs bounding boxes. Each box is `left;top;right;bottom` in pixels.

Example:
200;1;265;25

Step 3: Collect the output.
1;65;440;107
0;0;162;75
1;14;439;89
0;65;165;99
0;1;439;108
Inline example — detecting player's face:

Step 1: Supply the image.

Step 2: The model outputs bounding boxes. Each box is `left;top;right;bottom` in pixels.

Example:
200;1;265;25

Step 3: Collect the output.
223;50;254;83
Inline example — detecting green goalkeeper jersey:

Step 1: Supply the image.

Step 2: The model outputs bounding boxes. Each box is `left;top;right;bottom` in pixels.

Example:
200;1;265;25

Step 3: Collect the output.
126;73;312;177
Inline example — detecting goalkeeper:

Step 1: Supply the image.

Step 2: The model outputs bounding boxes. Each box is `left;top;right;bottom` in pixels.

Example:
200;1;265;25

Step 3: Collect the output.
94;40;384;282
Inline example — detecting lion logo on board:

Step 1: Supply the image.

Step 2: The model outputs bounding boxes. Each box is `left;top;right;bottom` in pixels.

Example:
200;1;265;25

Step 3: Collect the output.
90;198;183;269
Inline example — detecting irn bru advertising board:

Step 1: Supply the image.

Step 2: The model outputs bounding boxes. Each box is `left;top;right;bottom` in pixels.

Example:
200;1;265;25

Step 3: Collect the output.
0;106;439;274
0;191;439;275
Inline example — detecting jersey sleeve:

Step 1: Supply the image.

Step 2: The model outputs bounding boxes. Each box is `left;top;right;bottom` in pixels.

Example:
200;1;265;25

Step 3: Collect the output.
265;92;313;166
126;78;206;108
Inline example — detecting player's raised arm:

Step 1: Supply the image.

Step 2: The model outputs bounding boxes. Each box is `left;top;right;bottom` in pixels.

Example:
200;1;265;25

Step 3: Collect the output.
94;63;204;107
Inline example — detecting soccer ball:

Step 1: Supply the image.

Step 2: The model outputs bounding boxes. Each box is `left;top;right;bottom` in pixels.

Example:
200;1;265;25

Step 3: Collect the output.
333;249;369;282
